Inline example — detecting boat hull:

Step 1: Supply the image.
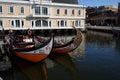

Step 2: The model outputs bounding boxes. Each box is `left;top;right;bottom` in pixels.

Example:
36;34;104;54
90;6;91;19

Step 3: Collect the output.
52;45;76;53
14;51;48;62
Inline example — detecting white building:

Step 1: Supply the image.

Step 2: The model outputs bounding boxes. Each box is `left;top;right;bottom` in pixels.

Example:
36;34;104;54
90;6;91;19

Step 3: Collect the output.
0;0;86;31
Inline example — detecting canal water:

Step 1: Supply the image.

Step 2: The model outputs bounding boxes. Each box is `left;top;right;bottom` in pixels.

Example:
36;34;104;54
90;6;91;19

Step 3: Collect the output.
0;31;120;80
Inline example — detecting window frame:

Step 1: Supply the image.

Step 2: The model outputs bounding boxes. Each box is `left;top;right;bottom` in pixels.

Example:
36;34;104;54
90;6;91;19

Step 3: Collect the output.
20;6;24;14
9;6;14;14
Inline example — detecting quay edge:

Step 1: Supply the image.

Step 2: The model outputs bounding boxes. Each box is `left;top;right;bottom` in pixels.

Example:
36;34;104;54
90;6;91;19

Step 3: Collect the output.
86;26;120;37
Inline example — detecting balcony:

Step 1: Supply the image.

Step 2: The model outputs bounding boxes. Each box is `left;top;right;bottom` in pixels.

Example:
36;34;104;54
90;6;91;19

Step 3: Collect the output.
31;13;50;18
29;6;51;18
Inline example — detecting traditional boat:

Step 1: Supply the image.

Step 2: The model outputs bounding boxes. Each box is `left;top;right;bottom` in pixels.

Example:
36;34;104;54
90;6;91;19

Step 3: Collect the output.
4;34;54;63
52;27;83;53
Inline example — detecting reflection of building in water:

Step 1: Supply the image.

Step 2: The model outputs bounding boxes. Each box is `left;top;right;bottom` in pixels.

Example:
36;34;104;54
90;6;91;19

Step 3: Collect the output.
86;31;114;46
69;32;85;59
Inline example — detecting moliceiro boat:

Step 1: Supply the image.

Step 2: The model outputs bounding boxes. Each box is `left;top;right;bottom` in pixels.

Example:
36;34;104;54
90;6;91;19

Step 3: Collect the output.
52;26;83;53
4;33;54;63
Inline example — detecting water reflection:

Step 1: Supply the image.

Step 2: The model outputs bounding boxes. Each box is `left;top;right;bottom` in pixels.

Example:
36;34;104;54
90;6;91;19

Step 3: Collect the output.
86;31;114;46
13;59;47;80
69;32;85;61
115;38;120;52
0;53;81;80
86;31;120;53
48;53;80;80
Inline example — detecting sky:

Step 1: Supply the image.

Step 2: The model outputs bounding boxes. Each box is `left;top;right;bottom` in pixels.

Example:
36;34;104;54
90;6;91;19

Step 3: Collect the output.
78;0;120;7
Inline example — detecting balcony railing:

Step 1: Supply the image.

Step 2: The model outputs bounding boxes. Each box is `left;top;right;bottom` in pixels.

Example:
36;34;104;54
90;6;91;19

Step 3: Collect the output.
32;13;50;18
30;0;52;4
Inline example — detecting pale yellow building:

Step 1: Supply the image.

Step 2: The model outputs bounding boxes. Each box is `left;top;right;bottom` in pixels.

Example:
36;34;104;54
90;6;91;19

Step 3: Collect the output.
0;0;86;31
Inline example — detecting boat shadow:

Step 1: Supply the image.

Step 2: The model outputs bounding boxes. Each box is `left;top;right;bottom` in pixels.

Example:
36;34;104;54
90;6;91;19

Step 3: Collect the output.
48;53;80;80
11;58;48;80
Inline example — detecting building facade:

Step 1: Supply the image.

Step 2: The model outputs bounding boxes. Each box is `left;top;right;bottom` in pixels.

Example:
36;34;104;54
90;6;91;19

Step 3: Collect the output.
86;5;118;26
0;0;86;31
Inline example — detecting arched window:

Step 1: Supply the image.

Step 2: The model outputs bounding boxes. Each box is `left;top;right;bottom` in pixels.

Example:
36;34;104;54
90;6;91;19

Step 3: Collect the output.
75;20;78;26
57;21;60;27
32;21;34;27
61;20;64;27
11;20;14;26
57;9;60;15
36;20;41;27
43;20;48;27
0;20;3;27
64;9;67;15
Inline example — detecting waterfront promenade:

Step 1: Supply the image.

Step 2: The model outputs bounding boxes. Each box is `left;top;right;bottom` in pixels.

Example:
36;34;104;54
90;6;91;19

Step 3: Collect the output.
86;26;120;36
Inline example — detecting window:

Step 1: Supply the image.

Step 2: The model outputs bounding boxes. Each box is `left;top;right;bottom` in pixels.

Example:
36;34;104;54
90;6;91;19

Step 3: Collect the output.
9;6;13;13
0;6;2;13
16;20;20;27
57;9;60;15
11;20;14;26
75;20;78;26
35;7;41;15
20;7;24;14
21;20;24;27
72;20;81;27
43;20;48;26
10;20;24;27
32;21;34;27
64;9;67;15
78;10;81;15
42;7;48;15
57;21;60;27
72;9;74;15
49;21;51;27
61;20;64;26
36;20;41;27
0;20;3;27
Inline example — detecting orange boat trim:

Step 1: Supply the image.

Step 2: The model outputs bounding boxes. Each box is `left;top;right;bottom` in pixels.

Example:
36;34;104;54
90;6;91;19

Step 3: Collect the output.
14;51;48;62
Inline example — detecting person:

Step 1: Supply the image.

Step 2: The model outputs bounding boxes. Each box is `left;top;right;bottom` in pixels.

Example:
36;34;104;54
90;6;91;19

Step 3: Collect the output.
27;28;32;38
26;28;35;42
4;29;15;55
